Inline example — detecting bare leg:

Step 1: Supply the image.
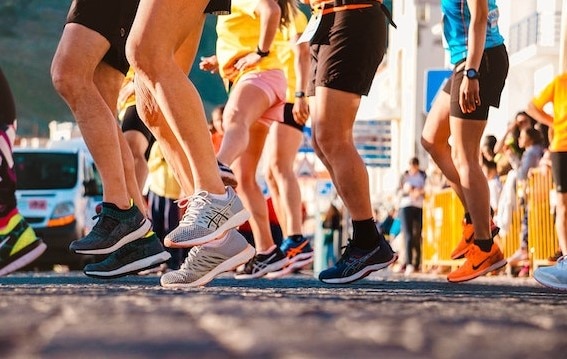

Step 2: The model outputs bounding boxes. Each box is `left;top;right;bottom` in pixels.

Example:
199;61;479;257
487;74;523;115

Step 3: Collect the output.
421;91;468;210
309;87;372;220
127;0;224;195
264;123;304;237
449;116;490;238
51;24;130;209
233;123;273;252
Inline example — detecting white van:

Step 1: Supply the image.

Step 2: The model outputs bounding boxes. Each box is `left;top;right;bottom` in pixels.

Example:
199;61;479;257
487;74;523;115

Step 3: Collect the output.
13;139;101;269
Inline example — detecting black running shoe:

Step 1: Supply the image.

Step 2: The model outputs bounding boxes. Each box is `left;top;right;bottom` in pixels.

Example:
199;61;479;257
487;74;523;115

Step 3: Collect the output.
83;231;171;279
234;246;289;279
319;236;397;284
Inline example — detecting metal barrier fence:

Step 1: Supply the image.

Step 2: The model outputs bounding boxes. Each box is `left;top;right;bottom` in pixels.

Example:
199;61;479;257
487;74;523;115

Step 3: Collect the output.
422;168;557;273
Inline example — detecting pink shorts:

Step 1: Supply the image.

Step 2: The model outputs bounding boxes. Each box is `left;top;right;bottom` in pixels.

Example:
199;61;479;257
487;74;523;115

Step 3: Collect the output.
237;69;286;126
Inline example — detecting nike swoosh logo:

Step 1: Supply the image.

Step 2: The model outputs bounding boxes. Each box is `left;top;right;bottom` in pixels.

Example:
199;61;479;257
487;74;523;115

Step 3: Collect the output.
472;256;491;270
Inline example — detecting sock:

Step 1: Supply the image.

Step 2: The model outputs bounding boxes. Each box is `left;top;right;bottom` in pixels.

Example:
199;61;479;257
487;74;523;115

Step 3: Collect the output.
207;190;229;200
464;213;472;225
257;244;276;255
474;238;493;252
289;234;303;242
352;218;380;250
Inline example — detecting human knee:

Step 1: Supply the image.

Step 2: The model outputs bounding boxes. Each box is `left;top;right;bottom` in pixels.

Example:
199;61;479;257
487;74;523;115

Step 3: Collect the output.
51;58;84;100
126;40;160;80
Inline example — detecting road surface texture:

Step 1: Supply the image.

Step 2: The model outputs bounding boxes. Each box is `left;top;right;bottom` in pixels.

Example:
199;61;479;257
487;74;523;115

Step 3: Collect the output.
1;270;566;359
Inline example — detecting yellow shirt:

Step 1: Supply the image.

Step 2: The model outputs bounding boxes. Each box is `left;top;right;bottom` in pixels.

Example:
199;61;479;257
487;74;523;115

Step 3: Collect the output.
532;73;567;152
117;67;136;120
147;143;182;200
216;0;284;85
273;10;308;103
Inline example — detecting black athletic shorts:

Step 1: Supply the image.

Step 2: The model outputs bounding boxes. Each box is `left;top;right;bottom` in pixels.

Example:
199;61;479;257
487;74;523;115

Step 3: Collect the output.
121;105;156;160
281;103;304;132
205;0;231;15
551;152;567;193
307;2;387;96
442;44;509;120
66;0;139;75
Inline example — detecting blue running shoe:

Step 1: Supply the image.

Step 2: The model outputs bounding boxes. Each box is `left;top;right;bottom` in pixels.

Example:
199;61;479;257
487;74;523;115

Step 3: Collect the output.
266;236;314;278
319;237;397;284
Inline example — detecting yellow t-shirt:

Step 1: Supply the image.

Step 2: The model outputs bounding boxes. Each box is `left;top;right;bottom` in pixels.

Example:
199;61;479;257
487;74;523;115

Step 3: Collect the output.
273;10;308;103
118;67;136;120
532;73;567;152
216;0;284;85
147;143;182;200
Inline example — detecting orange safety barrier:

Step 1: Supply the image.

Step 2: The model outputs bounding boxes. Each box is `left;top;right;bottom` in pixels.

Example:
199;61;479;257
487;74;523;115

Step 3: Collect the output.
422;167;557;274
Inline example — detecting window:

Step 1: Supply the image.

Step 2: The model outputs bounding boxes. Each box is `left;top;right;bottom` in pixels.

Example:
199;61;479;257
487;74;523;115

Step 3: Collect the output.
14;152;78;190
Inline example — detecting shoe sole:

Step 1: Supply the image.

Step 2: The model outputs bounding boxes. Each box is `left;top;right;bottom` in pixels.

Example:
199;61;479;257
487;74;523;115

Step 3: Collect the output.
164;209;250;248
0;241;47;276
84;251;171;279
161;244;255;288
446;258;508;283
319;253;398;285
73;219;152;255
265;252;314;279
234;257;290;280
533;272;567;291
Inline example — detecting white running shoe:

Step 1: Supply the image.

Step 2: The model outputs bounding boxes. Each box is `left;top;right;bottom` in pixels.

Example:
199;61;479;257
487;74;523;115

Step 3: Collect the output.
164;187;249;248
160;229;255;288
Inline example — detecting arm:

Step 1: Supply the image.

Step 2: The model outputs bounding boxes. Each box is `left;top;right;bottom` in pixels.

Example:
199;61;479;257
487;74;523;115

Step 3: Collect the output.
291;33;310;125
460;0;488;114
234;0;281;71
526;100;554;128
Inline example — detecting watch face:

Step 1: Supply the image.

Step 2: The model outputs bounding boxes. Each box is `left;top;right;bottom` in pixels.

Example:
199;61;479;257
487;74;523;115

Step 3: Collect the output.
466;69;479;79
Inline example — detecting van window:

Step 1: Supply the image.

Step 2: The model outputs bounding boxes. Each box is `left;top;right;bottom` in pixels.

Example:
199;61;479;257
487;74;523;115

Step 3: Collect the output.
14;152;78;190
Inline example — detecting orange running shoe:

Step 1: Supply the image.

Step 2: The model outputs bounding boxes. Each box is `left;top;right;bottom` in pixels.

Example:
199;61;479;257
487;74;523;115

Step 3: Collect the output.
450;220;500;260
447;243;507;283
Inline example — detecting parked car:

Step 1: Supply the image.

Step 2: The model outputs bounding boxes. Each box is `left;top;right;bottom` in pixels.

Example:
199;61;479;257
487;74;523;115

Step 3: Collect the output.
13;139;101;269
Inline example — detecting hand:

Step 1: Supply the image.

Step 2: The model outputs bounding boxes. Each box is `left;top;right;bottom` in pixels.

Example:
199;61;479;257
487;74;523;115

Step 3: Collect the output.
459;77;481;114
292;98;309;125
234;52;262;71
199;55;219;74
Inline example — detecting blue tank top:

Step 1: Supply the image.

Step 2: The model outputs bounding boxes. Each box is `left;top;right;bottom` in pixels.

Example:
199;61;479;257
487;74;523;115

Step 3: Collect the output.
441;0;505;64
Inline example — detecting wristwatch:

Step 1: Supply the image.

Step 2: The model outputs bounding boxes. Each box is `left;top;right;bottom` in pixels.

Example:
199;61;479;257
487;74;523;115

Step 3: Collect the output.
464;68;480;80
295;91;306;98
256;46;270;57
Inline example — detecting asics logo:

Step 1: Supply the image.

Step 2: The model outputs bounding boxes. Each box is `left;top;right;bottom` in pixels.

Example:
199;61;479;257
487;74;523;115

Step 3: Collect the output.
286;241;308;258
342;245;380;276
204;206;232;229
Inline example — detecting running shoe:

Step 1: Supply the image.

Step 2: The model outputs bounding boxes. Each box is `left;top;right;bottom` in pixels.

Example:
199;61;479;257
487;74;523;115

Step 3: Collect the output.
161;229;255;287
533;256;567;291
450;219;500;260
0;209;46;276
234;246;289;279
69;203;151;255
83;231;171;279
265;236;314;278
164;187;249;248
318;236;398;284
447;243;507;283
217;160;238;188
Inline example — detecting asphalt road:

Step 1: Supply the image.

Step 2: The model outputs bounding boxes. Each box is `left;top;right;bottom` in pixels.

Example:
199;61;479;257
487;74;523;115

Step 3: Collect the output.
1;270;566;359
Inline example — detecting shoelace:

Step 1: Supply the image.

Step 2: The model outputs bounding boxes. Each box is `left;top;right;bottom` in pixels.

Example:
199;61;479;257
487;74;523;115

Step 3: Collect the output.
175;191;212;225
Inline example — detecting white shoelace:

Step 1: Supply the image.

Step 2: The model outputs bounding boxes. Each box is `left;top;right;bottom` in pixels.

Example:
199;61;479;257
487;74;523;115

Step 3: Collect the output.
175;191;212;225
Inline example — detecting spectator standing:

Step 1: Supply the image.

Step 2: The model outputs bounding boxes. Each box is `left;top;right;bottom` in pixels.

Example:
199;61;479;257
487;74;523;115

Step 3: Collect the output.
398;157;426;275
